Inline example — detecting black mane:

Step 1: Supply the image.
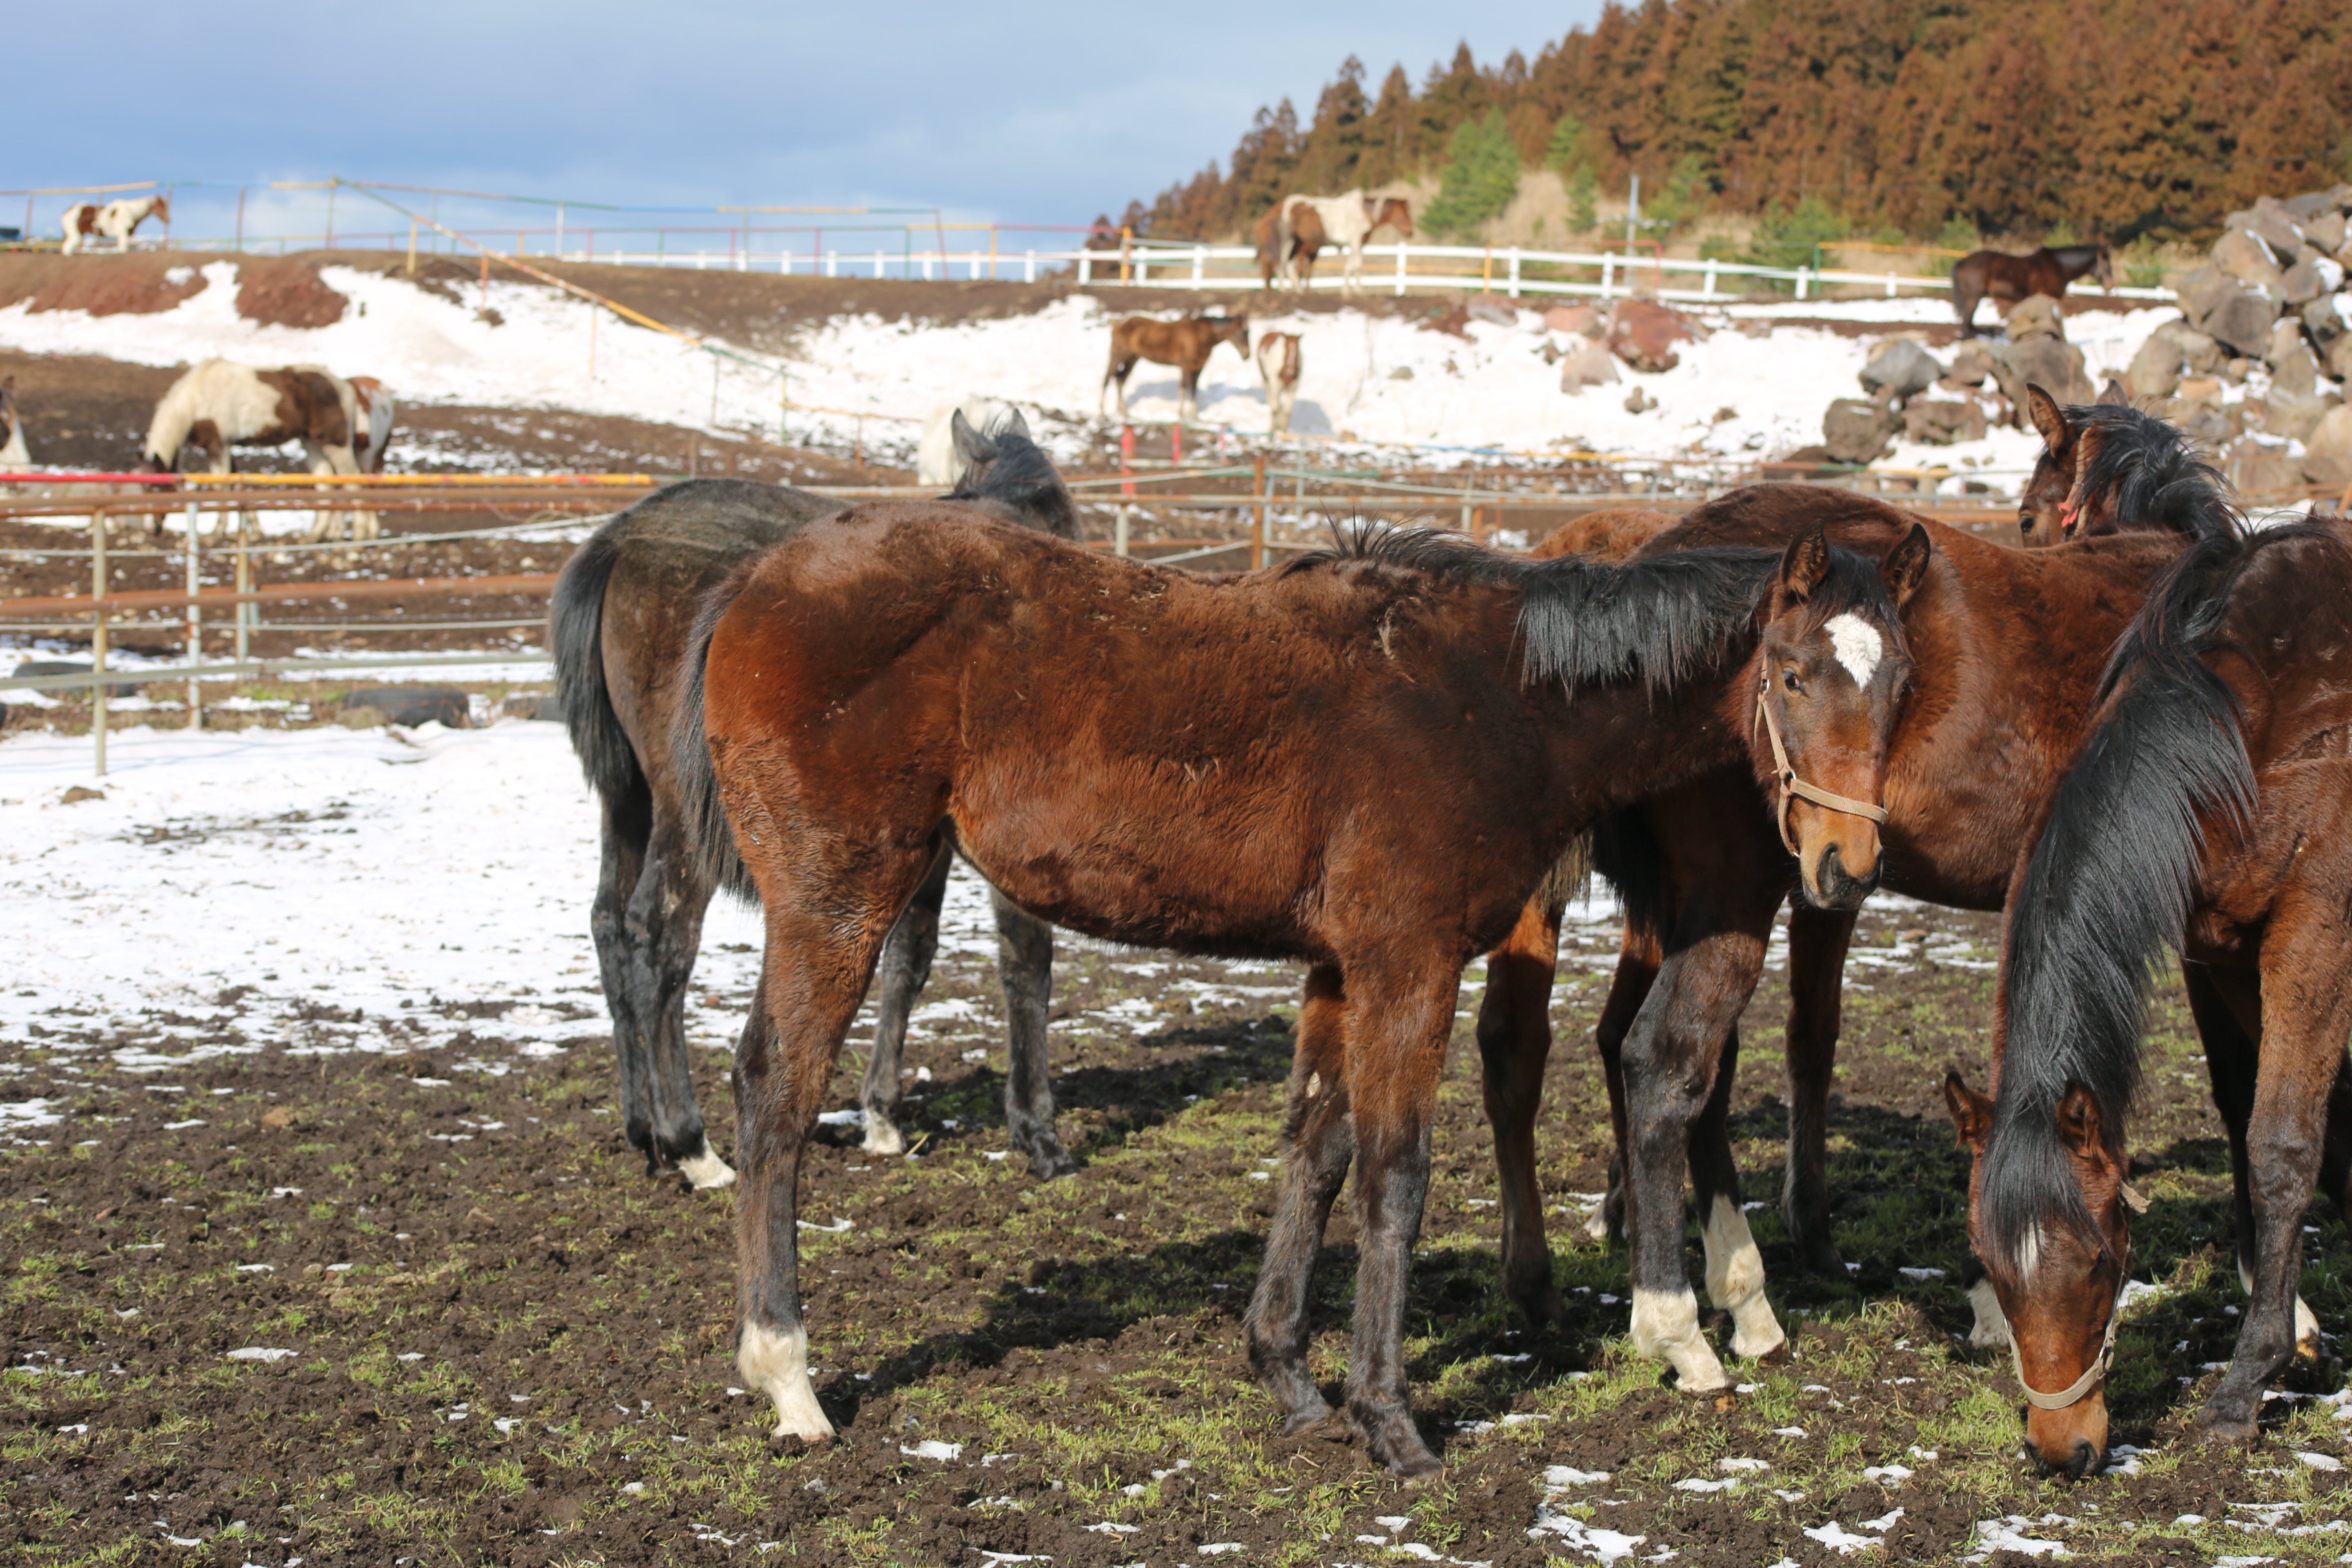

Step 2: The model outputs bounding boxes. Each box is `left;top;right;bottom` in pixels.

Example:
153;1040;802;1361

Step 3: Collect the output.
946;423;1080;541
1980;521;2285;1279
2066;401;2240;542
1286;521;1902;692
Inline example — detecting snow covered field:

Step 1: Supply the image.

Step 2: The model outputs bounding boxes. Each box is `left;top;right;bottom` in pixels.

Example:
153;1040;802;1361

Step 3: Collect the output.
0;260;2178;486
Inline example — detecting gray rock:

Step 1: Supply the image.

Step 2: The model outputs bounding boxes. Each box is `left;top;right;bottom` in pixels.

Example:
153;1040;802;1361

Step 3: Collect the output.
340;684;470;728
1467;298;1517;328
1623;386;1657;414
502;693;567;722
2212;227;2286;291
2283;191;2342;223
2270;321;2323;397
2242;198;2308;256
1940;341;1998;389
1558;341;1619;393
2158;321;2226;374
2202;288;2282;358
2330;333;2352;384
12;659;142;699
2177;401;2236;451
1902;398;1989;445
2303;294;2351;352
1822;397;1900;464
2226;437;2304;494
2307;211;2349;254
2304;404;2352;487
2281;257;2343;308
2259;388;2337;443
1991;336;2095;415
2005;293;2067;342
1859;339;1944;400
2127;334;2184;401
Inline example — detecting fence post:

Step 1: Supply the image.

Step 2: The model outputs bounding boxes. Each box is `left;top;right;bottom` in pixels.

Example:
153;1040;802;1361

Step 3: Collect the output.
1508;249;1521;299
1192;245;1205;285
1252;454;1267;571
1079;250;1092;287
184;499;202;728
235;515;252;671
1601;254;1615;299
1119;425;1134;498
1025;250;1036;283
1119;226;1131;285
1704;258;1718;298
90;512;107;779
407;218;418;276
1394;243;1405;297
1116;506;1130;557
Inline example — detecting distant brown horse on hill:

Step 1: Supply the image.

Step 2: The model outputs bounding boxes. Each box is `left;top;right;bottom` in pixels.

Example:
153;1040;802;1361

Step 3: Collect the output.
1100;314;1248;423
1953;244;2113;336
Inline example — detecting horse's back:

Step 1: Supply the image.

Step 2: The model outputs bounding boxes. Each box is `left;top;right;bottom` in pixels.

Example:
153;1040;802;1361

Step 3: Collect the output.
1532;508;1678;561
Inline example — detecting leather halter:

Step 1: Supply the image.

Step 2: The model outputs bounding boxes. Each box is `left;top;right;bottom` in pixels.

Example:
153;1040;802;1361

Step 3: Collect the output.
2012;1180;2150;1411
1753;675;1891;856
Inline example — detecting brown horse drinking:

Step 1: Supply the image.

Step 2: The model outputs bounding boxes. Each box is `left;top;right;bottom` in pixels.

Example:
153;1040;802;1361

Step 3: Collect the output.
679;512;1927;1474
1101;314;1249;424
1953;244;2114;336
1949;515;2352;1476
549;412;1080;1187
1471;413;2244;1394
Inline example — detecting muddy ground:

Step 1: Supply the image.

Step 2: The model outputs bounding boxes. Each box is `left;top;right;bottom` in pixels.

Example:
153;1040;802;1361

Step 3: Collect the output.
4;882;2349;1566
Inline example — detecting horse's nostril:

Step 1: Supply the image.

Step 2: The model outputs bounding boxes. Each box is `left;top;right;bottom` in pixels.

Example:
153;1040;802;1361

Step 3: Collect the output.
2068;1439;2101;1480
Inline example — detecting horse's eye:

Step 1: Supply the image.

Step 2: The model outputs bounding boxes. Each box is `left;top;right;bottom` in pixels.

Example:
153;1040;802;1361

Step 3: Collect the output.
1782;669;1802;693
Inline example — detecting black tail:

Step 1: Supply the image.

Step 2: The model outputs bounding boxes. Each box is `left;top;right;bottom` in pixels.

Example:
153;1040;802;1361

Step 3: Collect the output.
673;562;760;902
1980;521;2267;1277
550;522;639;804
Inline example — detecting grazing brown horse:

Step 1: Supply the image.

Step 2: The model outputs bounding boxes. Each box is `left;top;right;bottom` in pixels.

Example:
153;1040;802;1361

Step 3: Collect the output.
1948;514;2352;1476
1473;413;2245;1392
1100;314;1249;424
1953;244;2114;336
680;510;1926;1473
550;412;1080;1188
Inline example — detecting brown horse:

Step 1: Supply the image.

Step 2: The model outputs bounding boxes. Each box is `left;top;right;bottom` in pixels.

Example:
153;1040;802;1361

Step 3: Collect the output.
2016;386;2180;547
679;511;1927;1474
1100;313;1248;424
549;412;1081;1188
1256;201;1324;290
1954;244;2114;337
1948;515;2352;1476
1473;412;2244;1393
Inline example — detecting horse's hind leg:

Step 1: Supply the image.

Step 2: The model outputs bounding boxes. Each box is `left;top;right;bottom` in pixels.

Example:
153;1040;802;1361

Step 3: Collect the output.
1782;904;1855;1275
590;786;660;1170
1245;963;1354;1432
1475;891;1567;1326
991;887;1073;1178
860;842;951;1157
626;817;731;1187
1588;915;1666;1244
735;857;933;1441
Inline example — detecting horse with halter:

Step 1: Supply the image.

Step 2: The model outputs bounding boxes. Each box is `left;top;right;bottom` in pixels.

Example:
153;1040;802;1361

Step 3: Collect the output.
1100;314;1248;424
1953;244;2114;337
1269;193;1414;294
60;194;169;254
549;412;1080;1190
678;497;1927;1474
1949;510;2352;1476
1470;409;2247;1395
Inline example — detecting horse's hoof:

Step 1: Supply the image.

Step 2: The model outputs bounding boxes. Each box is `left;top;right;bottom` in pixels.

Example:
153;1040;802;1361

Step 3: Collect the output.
1795;1237;1847;1278
861;1116;905;1158
1281;1400;1338;1437
2191;1406;2259;1446
1025;1141;1078;1181
677;1146;736;1191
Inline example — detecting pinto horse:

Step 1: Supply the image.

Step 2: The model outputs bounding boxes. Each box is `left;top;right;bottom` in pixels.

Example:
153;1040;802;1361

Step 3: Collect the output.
1948;514;2352;1475
1100;314;1248;424
550;412;1080;1188
1953;244;2113;337
0;378;26;466
1255;332;1301;433
1272;193;1414;294
60;194;169;254
1473;415;2244;1394
681;500;1927;1473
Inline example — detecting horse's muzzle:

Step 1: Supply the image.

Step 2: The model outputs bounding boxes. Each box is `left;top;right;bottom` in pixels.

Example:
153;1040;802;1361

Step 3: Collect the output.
2025;1437;2105;1481
1805;844;1882;911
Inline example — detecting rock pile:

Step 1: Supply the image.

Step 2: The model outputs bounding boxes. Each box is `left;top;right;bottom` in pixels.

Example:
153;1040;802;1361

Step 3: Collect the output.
1555;300;1705;393
2132;186;2352;485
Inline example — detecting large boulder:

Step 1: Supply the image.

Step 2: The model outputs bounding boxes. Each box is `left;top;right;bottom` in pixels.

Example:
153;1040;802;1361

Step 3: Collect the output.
2302;294;2350;353
1990;337;2095;416
1604;299;1698;374
2127;334;2185;401
2306;210;2349;254
2193;283;2282;358
1822;397;1901;463
1940;340;1998;390
1903;397;1990;445
2304;404;2352;487
2212;227;2287;291
2329;332;2352;384
2281;255;2345;308
2006;293;2067;342
2259;388;2339;443
340;684;471;728
1559;341;1620;393
2283;190;2345;224
2269;320;2323;397
2227;199;2307;258
1860;339;1944;400
1545;303;1604;339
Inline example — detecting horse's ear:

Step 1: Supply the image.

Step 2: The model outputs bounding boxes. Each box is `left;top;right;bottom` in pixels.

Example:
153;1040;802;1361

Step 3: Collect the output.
2025;384;2069;453
1944;1071;1993;1153
949;408;991;467
998;405;1032;442
2055;1081;2106;1162
1778;523;1831;599
2097;377;2129;407
1881;523;1933;610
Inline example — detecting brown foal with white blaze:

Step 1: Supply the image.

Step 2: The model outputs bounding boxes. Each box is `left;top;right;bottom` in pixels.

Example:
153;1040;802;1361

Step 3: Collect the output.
679;512;1927;1475
1100;314;1248;424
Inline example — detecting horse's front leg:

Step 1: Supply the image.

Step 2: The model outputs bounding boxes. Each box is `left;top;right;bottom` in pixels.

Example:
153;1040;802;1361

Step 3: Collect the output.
1782;903;1855;1274
1474;892;1566;1327
1245;964;1354;1431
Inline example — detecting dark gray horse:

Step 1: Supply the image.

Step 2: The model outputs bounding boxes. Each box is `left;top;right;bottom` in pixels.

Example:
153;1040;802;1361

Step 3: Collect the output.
549;411;1079;1186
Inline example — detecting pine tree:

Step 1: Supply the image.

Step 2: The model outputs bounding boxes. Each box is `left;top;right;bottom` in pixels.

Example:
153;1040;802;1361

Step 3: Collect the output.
1294;56;1371;193
1421;109;1523;239
1359;64;1417;187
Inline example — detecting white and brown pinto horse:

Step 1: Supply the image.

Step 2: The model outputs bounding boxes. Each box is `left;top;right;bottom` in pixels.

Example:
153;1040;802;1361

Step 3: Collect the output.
0;379;28;466
1256;332;1301;433
348;376;396;475
60;194;170;255
142;360;380;541
1272;193;1412;294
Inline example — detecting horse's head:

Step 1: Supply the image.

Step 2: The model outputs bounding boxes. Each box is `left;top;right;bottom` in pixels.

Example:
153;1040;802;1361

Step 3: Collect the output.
2091;245;2115;287
1750;522;1932;909
944;407;1079;541
2017;385;2082;546
151;194;172;225
1214;315;1250;355
1947;1072;2134;1479
1373;197;1414;240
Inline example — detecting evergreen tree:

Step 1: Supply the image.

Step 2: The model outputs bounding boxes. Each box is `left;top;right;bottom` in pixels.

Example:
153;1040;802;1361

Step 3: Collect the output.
1421;109;1523;238
1294;56;1371;193
1359;64;1417;187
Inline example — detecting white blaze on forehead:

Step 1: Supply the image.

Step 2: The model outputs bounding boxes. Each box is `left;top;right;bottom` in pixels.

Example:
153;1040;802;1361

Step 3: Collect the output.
1824;612;1884;686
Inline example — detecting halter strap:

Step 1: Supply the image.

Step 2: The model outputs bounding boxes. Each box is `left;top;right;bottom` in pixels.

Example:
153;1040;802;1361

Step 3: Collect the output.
1753;681;1891;856
2011;1180;2149;1411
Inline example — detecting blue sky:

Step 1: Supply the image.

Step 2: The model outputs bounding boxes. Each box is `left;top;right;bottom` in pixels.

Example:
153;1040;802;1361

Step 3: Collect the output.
10;2;1599;242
